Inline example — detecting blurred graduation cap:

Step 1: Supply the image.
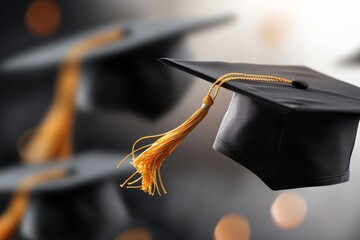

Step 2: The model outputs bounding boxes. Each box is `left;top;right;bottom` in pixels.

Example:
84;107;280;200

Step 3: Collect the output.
0;152;128;240
341;48;360;65
0;152;183;240
0;15;232;166
0;16;231;118
117;58;360;194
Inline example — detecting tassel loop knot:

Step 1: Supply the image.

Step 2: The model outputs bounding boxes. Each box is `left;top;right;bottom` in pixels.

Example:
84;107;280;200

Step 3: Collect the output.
201;95;214;110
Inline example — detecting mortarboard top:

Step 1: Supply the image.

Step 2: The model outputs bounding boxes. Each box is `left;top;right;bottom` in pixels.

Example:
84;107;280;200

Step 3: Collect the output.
118;58;360;194
0;152;129;193
160;58;360;114
0;15;232;73
0;152;135;239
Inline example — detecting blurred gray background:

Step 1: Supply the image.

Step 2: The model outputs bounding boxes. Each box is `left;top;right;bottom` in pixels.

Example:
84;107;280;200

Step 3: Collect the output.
1;0;360;239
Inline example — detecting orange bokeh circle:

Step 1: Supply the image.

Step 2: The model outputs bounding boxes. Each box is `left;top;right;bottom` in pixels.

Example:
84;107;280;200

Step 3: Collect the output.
271;191;308;229
25;0;61;36
214;214;251;240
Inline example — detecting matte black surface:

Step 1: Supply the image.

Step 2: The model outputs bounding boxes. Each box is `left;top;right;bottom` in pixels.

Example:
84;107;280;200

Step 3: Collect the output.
0;16;232;73
213;94;358;190
161;58;360;190
78;40;192;119
21;180;130;240
161;58;360;114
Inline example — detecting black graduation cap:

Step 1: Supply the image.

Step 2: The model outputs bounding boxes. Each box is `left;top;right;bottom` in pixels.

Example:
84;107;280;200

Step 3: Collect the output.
0;152;184;240
0;16;231;119
160;58;360;190
0;152;130;239
117;58;360;194
0;15;231;167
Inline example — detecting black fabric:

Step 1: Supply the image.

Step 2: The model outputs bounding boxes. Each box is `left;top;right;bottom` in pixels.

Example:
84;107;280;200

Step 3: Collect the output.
161;58;360;190
213;94;358;190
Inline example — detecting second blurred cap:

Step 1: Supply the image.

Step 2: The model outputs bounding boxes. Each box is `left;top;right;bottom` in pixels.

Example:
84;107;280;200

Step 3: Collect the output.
0;16;232;119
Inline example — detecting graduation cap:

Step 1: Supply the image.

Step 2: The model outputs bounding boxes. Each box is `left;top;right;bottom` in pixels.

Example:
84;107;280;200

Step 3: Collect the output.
0;152;187;239
341;49;360;65
0;152;136;240
0;16;231;118
117;58;360;194
0;16;231;165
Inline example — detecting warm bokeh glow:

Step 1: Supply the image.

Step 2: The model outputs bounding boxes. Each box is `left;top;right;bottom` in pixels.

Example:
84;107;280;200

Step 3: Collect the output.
271;192;307;229
259;13;294;48
214;214;251;240
25;0;61;36
115;227;152;240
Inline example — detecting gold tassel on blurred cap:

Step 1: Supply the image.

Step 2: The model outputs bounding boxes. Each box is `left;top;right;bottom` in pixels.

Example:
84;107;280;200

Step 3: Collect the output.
19;29;123;164
0;168;65;240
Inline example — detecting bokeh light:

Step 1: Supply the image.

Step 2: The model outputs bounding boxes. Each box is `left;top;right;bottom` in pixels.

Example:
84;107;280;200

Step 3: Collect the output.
214;214;251;240
25;0;61;36
115;227;152;240
271;191;307;229
258;13;294;49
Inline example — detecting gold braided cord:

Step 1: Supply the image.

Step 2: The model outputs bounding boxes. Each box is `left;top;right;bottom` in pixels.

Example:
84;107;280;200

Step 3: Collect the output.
208;72;292;100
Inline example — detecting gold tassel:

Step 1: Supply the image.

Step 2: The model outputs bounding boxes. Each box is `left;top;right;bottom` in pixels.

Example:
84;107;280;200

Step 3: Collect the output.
118;95;214;195
118;72;294;196
18;30;123;163
0;168;65;240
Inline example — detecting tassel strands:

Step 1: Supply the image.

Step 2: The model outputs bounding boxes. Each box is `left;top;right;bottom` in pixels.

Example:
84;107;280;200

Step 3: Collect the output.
118;72;294;196
118;95;214;196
